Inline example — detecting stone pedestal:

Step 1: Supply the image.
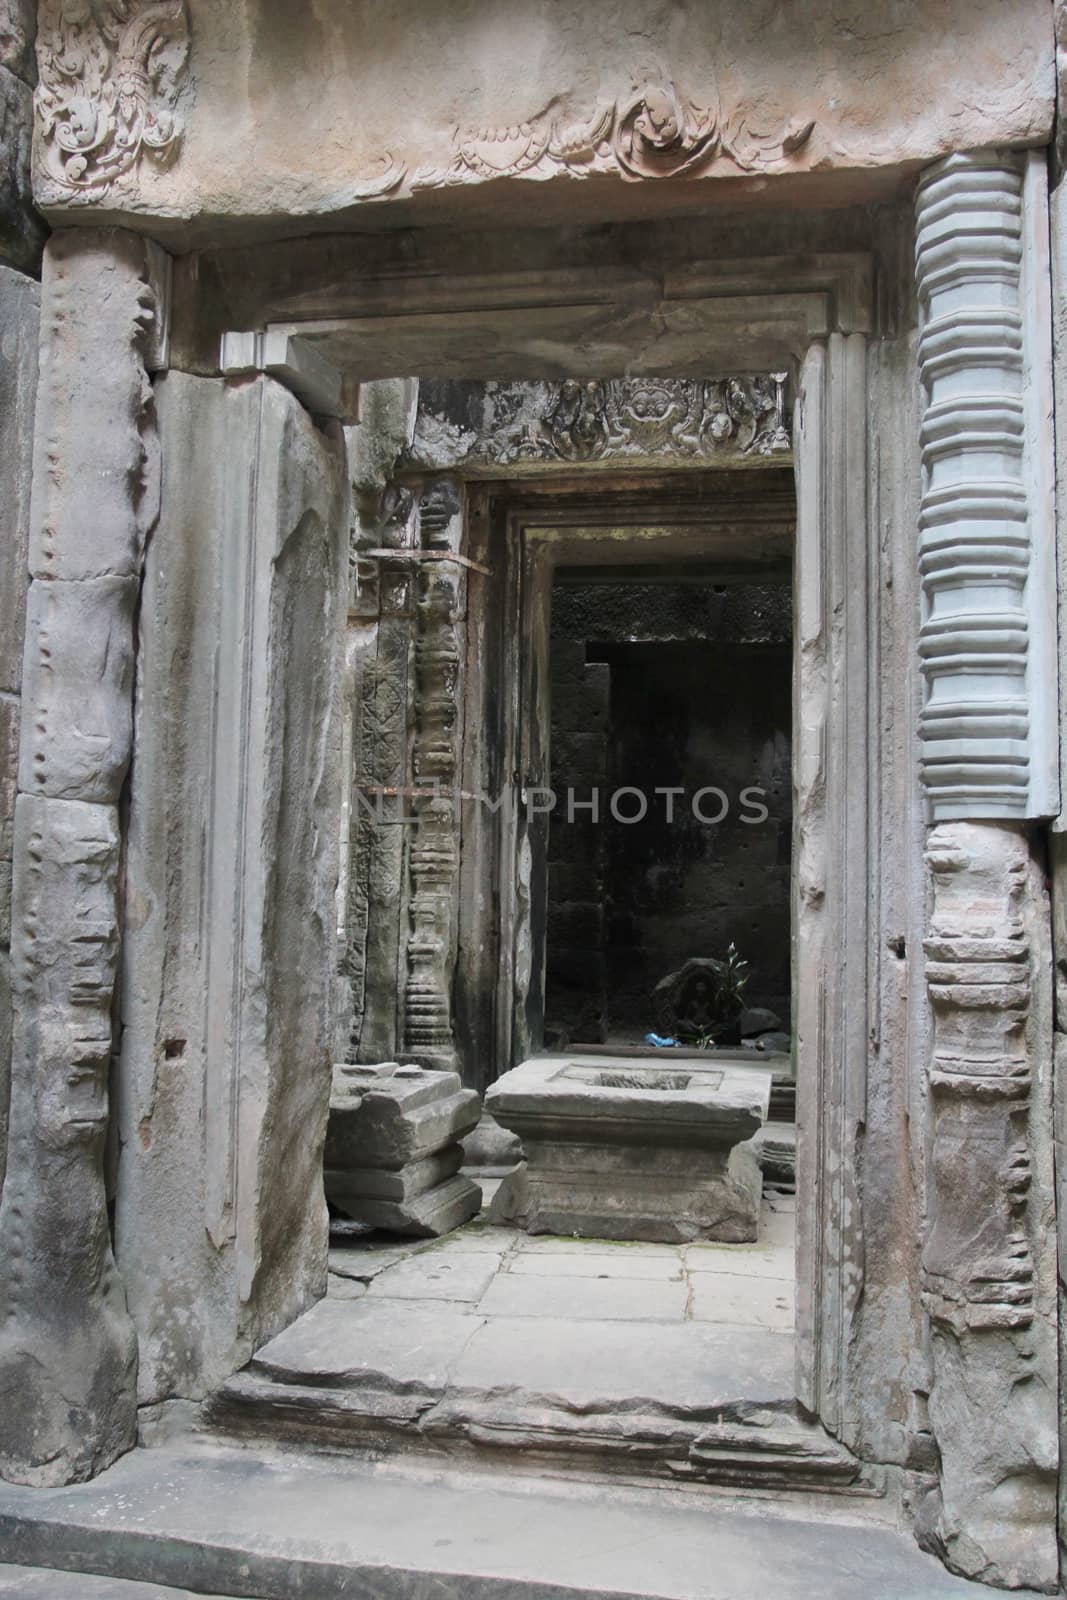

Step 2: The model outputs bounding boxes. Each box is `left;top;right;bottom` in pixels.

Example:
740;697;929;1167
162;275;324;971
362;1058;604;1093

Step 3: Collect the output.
486;1054;772;1243
325;1062;481;1237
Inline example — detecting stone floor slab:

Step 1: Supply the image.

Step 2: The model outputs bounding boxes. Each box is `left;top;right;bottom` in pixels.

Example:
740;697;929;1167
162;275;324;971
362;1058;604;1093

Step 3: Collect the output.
447;1315;795;1411
0;1437;1042;1600
366;1250;501;1303
328;1240;429;1280
478;1272;690;1321
683;1242;793;1281
689;1273;795;1330
507;1251;684;1281
248;1297;481;1395
514;1233;680;1258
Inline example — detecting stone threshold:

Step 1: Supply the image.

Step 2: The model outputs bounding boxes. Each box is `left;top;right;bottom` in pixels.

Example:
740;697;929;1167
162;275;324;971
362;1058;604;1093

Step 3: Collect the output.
0;1435;1044;1600
207;1297;867;1496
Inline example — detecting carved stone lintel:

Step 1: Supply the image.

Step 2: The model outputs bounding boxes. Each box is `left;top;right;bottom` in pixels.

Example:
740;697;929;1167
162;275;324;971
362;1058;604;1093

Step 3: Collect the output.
35;0;190;204
918;822;1058;1589
406;375;792;474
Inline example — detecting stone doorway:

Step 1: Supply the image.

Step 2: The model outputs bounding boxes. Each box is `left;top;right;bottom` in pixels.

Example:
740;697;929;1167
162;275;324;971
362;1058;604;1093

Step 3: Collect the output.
327;424;811;1452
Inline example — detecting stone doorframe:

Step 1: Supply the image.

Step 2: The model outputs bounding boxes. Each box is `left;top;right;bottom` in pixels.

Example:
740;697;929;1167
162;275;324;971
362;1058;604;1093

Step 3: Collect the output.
0;150;1059;1590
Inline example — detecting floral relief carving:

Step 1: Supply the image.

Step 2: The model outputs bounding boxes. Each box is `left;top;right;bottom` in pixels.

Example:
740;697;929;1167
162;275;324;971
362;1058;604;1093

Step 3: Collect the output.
35;0;190;202
410;81;813;191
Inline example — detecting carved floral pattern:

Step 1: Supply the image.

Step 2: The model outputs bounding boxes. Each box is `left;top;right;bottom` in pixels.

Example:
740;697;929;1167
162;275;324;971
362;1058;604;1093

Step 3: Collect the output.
410;82;813;191
35;0;190;201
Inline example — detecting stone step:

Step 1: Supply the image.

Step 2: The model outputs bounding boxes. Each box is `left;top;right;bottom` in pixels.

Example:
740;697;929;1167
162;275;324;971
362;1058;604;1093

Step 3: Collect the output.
0;1434;1041;1600
0;1568;233;1599
206;1298;871;1495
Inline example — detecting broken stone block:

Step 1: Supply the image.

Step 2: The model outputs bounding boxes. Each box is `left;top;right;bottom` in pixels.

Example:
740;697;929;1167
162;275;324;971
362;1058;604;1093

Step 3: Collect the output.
750;1122;797;1187
486;1053;772;1244
325;1062;481;1237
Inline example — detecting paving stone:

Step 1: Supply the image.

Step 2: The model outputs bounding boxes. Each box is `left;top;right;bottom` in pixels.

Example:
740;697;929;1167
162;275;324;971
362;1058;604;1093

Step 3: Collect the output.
325;1275;369;1300
248;1298;480;1396
478;1273;689;1322
514;1232;679;1258
448;1315;794;1411
688;1273;795;1330
419;1224;518;1254
367;1250;502;1304
760;1208;796;1248
507;1251;684;1281
684;1242;793;1281
328;1241;429;1280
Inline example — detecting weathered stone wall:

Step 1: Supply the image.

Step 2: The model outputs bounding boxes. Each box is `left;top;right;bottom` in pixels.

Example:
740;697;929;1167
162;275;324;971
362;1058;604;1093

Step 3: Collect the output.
0;264;38;1200
116;372;349;1403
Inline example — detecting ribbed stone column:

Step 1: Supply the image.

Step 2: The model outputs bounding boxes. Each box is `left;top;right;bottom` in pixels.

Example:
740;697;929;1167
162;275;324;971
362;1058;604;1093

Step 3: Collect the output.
914;154;1059;1591
915;151;1055;821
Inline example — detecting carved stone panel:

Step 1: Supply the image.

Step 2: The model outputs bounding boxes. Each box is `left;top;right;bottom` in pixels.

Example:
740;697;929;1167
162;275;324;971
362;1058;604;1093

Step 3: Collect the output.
405;375;792;474
918;822;1058;1590
34;0;190;205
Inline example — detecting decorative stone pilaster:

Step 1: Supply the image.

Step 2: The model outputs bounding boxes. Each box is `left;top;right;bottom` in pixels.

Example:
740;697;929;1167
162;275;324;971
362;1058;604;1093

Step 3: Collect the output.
0;229;166;1485
914;151;1057;822
403;480;465;1071
914;151;1060;1589
917;824;1058;1590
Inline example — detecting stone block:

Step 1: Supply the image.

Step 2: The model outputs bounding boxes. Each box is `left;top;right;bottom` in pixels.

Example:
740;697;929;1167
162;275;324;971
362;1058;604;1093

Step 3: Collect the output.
0;264;38;694
324;1061;482;1238
325;1063;481;1170
343;1175;481;1238
18;576;139;803
329;1142;462;1202
0;64;43;274
487;1053;771;1243
115;372;349;1403
749;1122;797;1186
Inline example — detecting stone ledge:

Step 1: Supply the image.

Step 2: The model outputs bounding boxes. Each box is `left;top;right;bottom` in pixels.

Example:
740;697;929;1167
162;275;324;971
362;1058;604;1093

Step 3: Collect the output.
0;1435;1043;1600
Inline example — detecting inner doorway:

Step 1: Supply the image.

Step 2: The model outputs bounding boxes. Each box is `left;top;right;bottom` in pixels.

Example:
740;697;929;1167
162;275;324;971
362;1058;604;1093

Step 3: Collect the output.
543;567;793;1054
